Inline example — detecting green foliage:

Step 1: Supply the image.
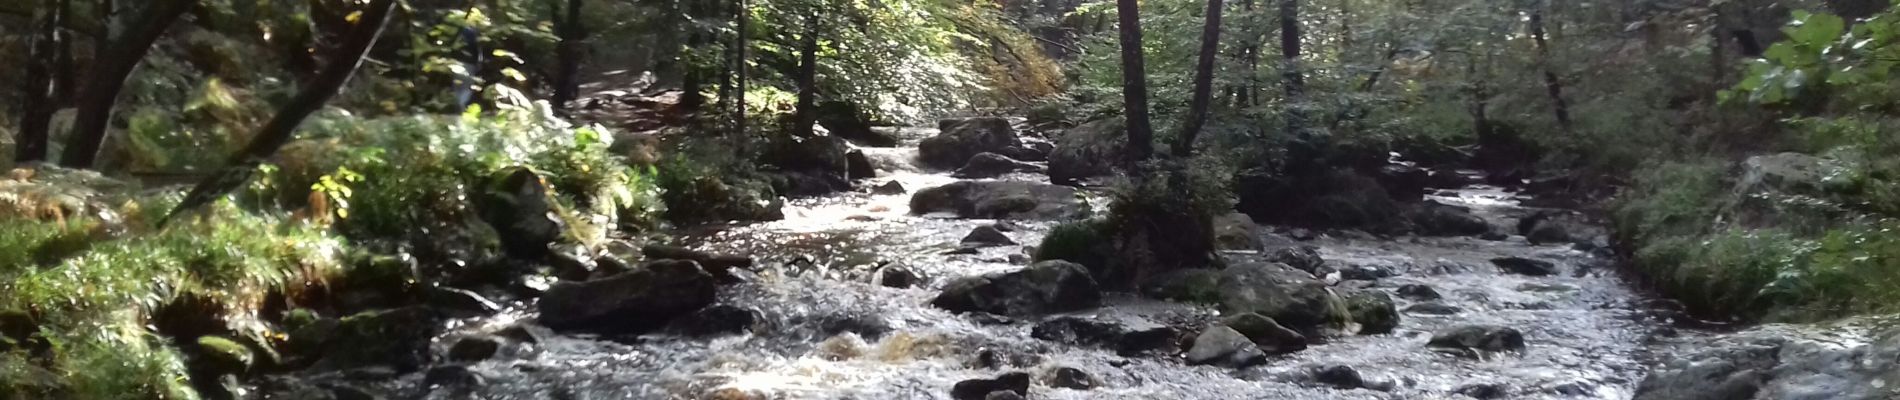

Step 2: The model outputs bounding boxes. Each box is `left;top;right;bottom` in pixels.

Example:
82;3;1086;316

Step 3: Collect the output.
1034;218;1112;270
1611;160;1730;244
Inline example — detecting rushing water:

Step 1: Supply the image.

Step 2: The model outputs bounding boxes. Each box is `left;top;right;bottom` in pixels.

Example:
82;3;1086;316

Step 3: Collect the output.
387;126;1678;400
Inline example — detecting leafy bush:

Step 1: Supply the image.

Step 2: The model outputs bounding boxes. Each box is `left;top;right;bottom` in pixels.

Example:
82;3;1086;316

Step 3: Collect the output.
1034;218;1112;271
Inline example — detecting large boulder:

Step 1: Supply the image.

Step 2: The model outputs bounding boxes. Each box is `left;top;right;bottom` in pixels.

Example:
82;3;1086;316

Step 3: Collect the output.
1186;326;1267;368
1216;262;1350;334
921;117;1023;169
1047;119;1125;185
931;260;1102;316
954;153;1045;179
910;181;1089;220
477;167;564;259
1221;313;1308;354
1342;290;1399;335
1235;168;1405;232
538;260;719;333
310;307;443;373
816;101;898;147
1213;212;1265;251
1409;201;1492;237
762;135;853;196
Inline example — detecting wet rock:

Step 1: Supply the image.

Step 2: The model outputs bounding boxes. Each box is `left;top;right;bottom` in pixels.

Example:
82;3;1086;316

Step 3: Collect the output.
1186;326;1266;368
1235;167;1405;232
942;245;983;255
1375;164;1432;201
192;336;253;377
444;336;500;364
762;135;852;196
1214;212;1265;251
1046;366;1097;390
1343;290;1400;335
1047;119;1124;185
592;255;634;279
538;260;718;334
642;244;753;283
425;286;501;318
961;226;1017;246
1632;335;1782;400
1007;254;1031;264
547;251;595;281
983;392;1025;400
817;101;897;147
1454;382;1510;399
1409;201;1492;237
1220;313;1308;354
1336;263;1397;281
1217;262;1349;334
872;262;923;288
1265;246;1326;275
846;149;877;180
423;365;485;388
477;167;564;259
1310;365;1371;390
312;307;443;373
495;324;550;344
932;260;1101;316
1479;230;1509;241
950;371;1031;400
1428;325;1526;356
1140;268;1222;303
910;181;1089;221
922;117;1023;169
1404;302;1464;315
872;181;907;195
1517;210;1605;246
954;152;1044;179
1491;257;1558;276
1030;315;1180;356
815;312;893;339
1396;284;1442;301
669;305;760;337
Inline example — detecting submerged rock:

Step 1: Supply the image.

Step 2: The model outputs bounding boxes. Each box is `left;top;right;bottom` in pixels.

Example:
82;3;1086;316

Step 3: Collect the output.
1343;290;1400;335
538;260;718;334
922;117;1023;169
1031;315;1181;356
911;181;1089;220
1395;284;1442;301
872;262;923;288
961;225;1017;246
670;305;762;337
1046;366;1097;390
1491;257;1558;276
1404;302;1464;315
447;336;501;363
932;260;1101;316
950;371;1031;400
1186;326;1266;368
1428;325;1526;357
954;152;1044;179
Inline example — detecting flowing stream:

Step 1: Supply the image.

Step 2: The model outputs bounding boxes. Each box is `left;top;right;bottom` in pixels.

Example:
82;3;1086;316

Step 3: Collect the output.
398;126;1677;400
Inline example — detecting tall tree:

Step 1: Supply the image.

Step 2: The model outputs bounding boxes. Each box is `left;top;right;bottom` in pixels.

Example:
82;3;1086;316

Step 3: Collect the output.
163;0;399;225
61;0;196;168
791;7;822;137
1528;5;1573;132
15;0;65;163
1278;0;1306;141
551;0;585;113
1116;0;1155;164
1174;0;1225;158
680;0;707;113
734;0;749;137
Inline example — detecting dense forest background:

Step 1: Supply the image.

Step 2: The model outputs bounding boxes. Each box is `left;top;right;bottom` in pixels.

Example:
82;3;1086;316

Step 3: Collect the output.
5;0;1900;398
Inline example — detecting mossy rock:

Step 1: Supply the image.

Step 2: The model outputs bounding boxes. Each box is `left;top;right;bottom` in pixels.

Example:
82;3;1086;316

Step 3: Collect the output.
1140;268;1222;304
194;336;254;375
1342;290;1399;335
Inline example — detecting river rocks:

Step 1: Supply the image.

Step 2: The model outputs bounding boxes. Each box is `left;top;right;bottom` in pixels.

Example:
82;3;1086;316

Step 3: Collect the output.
1491;257;1558;276
1633;336;1781;400
1396;284;1442;301
1636;321;1900;400
312;307;443;373
1216;262;1349;334
932;260;1101;316
1235;167;1405;232
872;262;923;288
872;181;907;195
1343;290;1400;335
659;173;786;225
1214;212;1265;251
950;371;1031;400
447;336;501;363
1141;268;1223;304
1187;326;1267;368
817;101;898;147
642;244;753;283
1221;313;1308;354
1517;210;1605;246
1409;201;1492;237
922;117;1023;169
477;167;564;259
910;181;1089;220
1266;246;1326;275
1310;365;1374;390
962;225;1018;246
424;364;485;388
538;260;719;334
846;149;877;180
425;286;501;318
1046;366;1097;390
954;152;1044;179
1030;315;1181;356
1047;119;1125;185
762;135;853;196
1428;325;1526;357
1404;302;1464;315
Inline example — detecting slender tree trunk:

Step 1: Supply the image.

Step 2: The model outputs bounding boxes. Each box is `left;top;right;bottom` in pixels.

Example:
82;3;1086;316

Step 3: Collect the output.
714;0;734;115
1467;55;1491;139
680;0;706;113
61;0;195;169
1528;8;1572;132
16;0;64;163
163;0;398;225
1709;21;1728;98
792;8;821;138
1174;0;1224;158
1243;0;1260;107
1279;0;1309;165
552;0;585;113
735;0;748;136
52;1;73;104
1115;0;1155;165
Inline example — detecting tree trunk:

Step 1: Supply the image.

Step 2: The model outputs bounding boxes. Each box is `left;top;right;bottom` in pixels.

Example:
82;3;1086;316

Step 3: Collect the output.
1731;29;1763;57
16;0;64;163
791;8;821;138
1528;8;1573;132
1174;0;1224;158
1278;0;1305;135
61;0;195;169
162;0;398;225
552;0;584;113
1115;0;1155;165
735;0;748;137
680;0;706;113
